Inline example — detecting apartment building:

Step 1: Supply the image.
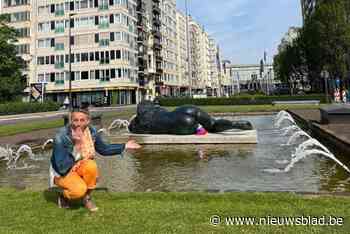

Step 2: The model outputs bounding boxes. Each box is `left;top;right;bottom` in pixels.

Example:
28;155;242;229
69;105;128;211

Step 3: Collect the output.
2;0;140;106
175;10;188;94
2;0;226;102
188;18;213;94
1;0;32;91
158;0;177;96
208;38;219;96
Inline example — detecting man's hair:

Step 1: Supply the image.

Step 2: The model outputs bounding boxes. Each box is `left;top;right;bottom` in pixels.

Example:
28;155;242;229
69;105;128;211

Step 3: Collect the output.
71;104;90;117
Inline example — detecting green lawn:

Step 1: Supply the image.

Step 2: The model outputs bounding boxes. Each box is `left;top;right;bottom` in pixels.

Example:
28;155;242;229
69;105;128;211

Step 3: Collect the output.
0;119;64;137
0;189;348;233
167;104;327;113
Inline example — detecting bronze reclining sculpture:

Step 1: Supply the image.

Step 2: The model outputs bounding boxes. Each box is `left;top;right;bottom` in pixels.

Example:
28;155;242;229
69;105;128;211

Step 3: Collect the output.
128;101;253;135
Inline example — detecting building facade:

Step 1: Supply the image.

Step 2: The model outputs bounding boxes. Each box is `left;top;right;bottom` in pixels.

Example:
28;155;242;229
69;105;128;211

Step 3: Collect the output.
175;10;188;94
1;0;226;103
228;63;275;94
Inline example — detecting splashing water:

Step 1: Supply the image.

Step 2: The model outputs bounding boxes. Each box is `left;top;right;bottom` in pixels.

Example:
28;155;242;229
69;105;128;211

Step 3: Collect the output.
286;131;312;145
275;110;290;121
42;139;54;150
275;115;296;128
284;149;350;173
294;138;331;157
281;125;301;136
108;119;130;132
6;144;35;169
0;145;12;161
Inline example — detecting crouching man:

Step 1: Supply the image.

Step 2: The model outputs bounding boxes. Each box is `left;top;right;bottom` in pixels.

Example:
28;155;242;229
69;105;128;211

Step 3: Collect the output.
51;107;141;212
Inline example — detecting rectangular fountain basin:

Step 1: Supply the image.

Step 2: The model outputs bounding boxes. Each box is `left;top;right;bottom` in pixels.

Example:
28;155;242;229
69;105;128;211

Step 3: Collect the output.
108;130;258;144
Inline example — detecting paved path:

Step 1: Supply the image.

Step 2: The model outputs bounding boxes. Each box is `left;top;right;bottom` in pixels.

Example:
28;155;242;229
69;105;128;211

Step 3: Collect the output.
0;105;136;125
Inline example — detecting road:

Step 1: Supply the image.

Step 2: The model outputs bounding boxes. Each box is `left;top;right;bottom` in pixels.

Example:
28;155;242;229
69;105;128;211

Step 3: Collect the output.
0;105;136;125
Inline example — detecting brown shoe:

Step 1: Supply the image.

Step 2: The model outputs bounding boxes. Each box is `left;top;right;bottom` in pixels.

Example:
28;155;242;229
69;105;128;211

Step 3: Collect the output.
83;195;98;212
57;194;70;209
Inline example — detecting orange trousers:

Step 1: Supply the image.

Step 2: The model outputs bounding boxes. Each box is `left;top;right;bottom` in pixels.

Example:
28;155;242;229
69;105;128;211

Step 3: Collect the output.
55;160;98;200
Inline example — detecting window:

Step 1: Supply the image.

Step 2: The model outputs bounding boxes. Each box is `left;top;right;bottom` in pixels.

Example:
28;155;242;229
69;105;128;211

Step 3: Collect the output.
116;50;121;59
80;0;88;9
90;70;95;80
111;50;115;60
38;38;51;48
89;52;94;61
115;32;121;41
76;53;81;62
81;71;89;80
95;51;100;60
16;44;30;54
50;73;55;82
16;28;30;37
37;57;45;65
50;55;55;64
110;32;114;41
81;52;89;62
10;11;30;23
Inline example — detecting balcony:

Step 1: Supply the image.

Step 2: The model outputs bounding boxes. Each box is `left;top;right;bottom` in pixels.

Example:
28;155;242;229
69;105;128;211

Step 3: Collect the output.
99;4;109;11
137;36;145;42
55;9;64;16
54;62;64;69
98;22;109;29
153;17;161;26
137;20;145;29
99;39;109;47
155;54;162;61
55;80;64;85
156;67;163;74
100;78;110;82
55;44;64;51
152;30;161;39
153;43;162;51
55;27;65;34
99;58;110;64
152;5;160;14
136;3;145;13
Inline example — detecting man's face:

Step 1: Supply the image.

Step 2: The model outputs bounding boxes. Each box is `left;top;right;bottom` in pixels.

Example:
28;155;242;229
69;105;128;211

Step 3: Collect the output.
71;112;90;131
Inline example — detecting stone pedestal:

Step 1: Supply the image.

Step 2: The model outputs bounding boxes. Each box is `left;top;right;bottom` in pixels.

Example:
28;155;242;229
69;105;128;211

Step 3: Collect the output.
320;104;350;124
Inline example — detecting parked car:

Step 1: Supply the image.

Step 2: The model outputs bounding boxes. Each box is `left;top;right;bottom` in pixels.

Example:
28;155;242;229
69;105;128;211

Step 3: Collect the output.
272;85;290;95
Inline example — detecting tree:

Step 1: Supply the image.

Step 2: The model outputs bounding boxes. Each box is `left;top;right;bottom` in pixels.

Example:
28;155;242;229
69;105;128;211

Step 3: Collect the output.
0;14;25;102
274;0;350;94
273;30;307;94
306;0;350;89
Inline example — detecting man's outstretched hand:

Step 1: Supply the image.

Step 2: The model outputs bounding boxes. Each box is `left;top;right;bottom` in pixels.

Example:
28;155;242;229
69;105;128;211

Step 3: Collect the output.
125;139;141;149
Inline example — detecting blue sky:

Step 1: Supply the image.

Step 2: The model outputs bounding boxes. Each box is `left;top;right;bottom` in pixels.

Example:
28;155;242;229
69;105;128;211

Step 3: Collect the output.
177;0;302;65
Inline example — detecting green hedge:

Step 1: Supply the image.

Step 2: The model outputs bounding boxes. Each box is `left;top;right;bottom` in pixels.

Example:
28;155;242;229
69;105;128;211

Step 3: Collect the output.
158;94;327;106
0;101;61;115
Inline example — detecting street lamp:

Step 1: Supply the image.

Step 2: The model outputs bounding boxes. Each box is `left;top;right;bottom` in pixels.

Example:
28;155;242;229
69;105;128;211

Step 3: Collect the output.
68;12;76;111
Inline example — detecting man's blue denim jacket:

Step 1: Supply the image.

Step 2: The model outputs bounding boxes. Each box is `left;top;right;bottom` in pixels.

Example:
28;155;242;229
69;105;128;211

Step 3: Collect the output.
51;125;125;176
